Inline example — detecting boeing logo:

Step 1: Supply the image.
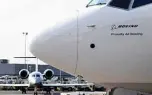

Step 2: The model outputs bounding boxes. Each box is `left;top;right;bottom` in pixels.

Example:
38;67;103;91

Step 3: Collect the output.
111;24;138;30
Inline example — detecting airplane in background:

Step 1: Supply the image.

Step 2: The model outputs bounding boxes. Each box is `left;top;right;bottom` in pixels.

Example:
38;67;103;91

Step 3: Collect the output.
0;57;55;95
30;0;152;94
0;57;93;95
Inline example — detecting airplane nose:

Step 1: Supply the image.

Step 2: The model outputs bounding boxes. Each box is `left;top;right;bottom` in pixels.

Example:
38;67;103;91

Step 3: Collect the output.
31;79;40;85
30;79;37;84
30;21;78;75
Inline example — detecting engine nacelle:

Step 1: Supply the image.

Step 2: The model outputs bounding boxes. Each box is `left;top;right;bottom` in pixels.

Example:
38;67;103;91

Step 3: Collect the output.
19;69;29;79
43;69;54;79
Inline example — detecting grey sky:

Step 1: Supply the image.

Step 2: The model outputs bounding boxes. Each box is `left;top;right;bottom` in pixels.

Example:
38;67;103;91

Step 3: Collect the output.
0;0;88;64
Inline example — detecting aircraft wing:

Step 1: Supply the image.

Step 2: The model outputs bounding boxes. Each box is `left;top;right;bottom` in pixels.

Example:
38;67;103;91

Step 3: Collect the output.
0;84;29;87
0;83;93;87
43;83;94;87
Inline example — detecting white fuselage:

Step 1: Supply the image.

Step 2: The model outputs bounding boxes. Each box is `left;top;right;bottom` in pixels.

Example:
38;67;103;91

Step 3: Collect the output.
28;71;43;87
30;0;152;93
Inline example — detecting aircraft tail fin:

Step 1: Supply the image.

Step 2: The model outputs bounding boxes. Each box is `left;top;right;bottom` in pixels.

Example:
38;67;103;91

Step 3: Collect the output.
36;58;38;72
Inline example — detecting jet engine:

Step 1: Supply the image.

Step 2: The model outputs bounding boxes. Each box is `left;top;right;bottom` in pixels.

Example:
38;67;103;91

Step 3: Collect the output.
43;69;54;79
19;69;29;79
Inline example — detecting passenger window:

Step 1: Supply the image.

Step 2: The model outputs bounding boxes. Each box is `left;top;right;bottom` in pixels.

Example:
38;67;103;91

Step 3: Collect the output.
132;0;152;8
109;0;132;9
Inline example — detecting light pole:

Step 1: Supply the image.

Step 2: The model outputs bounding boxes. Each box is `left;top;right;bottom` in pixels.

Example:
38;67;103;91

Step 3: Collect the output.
23;32;28;69
29;65;31;73
60;70;62;83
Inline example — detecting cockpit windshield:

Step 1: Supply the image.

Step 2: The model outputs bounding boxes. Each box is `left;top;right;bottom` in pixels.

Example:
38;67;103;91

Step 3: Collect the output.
86;0;107;7
32;75;35;77
32;74;40;77
36;74;40;77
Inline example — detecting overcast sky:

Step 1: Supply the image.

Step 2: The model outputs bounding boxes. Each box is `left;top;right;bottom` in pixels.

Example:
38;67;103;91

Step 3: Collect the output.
0;0;88;64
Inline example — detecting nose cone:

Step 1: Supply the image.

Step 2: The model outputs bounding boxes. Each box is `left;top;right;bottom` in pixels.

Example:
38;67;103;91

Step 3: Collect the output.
30;78;37;84
30;19;77;75
30;78;41;85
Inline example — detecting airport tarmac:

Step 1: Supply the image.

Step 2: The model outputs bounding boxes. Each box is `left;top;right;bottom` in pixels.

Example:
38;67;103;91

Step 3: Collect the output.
0;90;60;95
0;91;106;95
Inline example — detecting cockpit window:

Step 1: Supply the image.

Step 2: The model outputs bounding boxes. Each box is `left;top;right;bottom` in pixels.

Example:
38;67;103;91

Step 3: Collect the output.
32;75;35;77
109;0;132;9
86;0;107;7
132;0;152;8
36;74;40;77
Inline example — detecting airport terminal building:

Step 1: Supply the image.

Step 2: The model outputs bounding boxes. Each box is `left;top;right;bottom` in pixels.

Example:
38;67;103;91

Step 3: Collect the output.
0;59;73;78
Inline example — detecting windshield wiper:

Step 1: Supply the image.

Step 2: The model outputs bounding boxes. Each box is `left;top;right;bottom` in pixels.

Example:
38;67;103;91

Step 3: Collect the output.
96;2;106;5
